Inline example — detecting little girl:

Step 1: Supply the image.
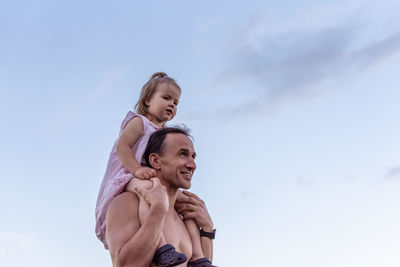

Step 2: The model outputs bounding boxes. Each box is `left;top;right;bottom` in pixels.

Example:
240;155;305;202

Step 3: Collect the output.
95;72;211;267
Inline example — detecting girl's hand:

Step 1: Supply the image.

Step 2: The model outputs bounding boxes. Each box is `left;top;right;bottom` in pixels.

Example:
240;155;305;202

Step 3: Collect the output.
134;167;156;180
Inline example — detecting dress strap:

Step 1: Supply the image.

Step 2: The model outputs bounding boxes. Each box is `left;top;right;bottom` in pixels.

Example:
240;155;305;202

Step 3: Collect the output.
120;111;150;132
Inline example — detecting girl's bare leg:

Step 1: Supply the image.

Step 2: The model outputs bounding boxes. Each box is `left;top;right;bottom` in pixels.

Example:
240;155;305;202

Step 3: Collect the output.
184;219;204;261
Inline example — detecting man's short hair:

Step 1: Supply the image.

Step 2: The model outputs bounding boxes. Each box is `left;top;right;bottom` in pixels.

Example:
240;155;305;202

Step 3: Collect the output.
143;126;192;168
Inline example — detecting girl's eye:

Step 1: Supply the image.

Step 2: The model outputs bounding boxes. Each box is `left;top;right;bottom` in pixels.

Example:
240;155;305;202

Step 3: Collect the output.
163;96;169;100
174;101;178;105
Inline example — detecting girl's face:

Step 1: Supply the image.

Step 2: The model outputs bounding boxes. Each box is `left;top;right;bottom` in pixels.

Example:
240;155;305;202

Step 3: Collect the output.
145;82;181;126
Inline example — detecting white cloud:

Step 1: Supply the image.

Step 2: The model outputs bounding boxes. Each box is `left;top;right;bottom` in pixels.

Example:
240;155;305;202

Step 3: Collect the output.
386;166;400;179
212;0;400;112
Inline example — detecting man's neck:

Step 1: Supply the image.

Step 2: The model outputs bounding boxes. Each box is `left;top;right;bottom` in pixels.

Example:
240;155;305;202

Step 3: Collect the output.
165;185;179;210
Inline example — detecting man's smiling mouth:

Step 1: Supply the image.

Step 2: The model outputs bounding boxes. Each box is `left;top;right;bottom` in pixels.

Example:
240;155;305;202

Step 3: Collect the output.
181;170;192;178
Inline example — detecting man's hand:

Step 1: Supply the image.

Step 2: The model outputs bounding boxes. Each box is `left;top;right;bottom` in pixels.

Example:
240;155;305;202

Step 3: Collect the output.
134;166;157;180
175;190;214;231
135;177;169;213
106;179;169;267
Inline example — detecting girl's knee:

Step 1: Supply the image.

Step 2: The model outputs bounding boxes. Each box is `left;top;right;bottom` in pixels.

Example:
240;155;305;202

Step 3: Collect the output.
132;178;153;190
125;178;153;193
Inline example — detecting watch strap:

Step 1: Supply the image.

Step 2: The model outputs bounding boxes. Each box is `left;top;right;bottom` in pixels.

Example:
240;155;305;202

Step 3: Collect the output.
200;228;216;239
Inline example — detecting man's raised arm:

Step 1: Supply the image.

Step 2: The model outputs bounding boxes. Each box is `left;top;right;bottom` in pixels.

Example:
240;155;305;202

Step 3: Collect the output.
106;178;168;267
175;190;214;261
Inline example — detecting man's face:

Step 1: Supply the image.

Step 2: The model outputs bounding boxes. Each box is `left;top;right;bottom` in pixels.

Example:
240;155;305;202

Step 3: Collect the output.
158;133;196;189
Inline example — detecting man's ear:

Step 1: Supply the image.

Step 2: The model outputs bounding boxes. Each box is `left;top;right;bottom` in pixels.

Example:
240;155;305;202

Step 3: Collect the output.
149;153;161;170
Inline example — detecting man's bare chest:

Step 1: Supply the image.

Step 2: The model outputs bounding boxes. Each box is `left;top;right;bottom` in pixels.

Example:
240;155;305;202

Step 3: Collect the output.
163;211;192;261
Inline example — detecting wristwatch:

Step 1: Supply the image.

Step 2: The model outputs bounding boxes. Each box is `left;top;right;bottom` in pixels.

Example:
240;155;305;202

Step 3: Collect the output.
200;228;216;239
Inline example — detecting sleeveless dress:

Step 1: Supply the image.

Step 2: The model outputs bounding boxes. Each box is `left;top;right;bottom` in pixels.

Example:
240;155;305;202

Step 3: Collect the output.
95;111;158;249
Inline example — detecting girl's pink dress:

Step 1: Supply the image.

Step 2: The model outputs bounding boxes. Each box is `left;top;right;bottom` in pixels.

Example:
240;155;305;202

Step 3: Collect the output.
95;111;158;249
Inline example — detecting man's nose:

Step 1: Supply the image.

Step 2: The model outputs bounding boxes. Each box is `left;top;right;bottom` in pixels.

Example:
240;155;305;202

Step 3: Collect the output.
186;158;196;171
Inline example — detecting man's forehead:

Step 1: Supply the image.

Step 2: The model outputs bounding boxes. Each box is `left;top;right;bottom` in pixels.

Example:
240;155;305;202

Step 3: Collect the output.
164;133;194;151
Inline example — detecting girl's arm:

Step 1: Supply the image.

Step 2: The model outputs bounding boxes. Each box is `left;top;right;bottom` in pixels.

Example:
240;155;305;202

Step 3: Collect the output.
116;117;155;179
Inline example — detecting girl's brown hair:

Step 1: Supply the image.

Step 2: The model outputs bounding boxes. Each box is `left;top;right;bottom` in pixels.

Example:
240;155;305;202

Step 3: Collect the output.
134;72;181;117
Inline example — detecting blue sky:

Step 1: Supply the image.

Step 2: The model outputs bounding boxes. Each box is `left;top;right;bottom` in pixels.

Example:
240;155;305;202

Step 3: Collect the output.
1;0;400;266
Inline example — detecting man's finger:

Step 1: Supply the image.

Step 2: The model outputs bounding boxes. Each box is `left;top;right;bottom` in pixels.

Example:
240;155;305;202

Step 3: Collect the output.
178;191;198;201
180;195;202;206
149;177;161;188
176;195;190;203
176;203;197;211
134;186;152;205
134;186;146;198
182;211;196;220
182;190;201;201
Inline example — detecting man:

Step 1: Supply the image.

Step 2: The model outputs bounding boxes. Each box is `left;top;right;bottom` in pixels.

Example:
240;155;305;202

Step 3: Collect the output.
105;127;215;267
